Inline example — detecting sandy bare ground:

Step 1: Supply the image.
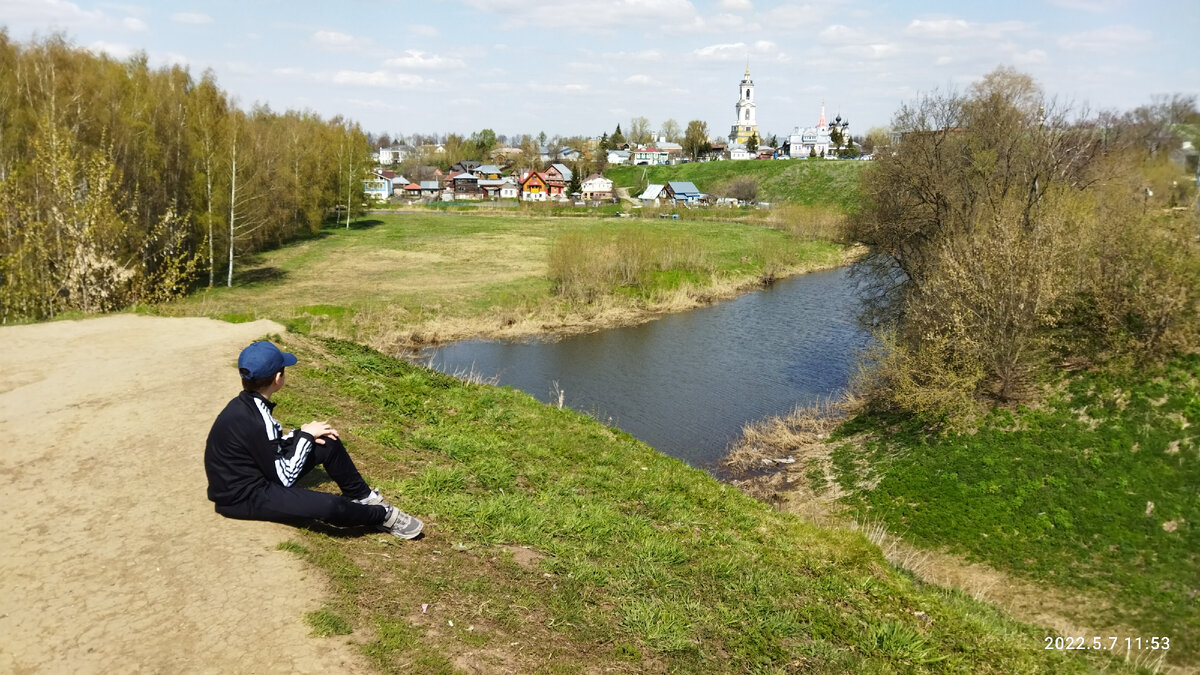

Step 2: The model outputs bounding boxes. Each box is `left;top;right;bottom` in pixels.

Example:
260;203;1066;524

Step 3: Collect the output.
0;315;370;674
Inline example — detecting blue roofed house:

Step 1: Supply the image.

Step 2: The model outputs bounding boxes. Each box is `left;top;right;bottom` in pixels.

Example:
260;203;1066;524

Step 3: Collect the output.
665;181;703;204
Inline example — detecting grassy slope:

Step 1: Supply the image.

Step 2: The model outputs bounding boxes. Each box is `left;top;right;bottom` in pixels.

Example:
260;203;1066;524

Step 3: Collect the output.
830;355;1200;666
270;334;1135;674
606;160;866;211
155;213;843;349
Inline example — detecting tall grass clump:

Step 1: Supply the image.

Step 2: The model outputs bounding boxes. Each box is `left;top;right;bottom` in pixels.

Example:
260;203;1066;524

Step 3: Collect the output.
547;228;712;300
768;203;849;241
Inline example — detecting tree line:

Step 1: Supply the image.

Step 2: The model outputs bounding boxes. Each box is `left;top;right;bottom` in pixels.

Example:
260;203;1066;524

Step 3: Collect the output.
849;67;1200;424
0;33;371;323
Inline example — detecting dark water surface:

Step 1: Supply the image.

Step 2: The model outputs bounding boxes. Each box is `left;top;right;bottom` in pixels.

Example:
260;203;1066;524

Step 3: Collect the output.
422;267;868;468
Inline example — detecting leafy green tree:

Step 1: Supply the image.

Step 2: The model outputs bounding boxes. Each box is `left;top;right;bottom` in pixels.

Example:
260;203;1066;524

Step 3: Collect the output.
660;119;681;143
611;124;626;149
746;132;759;153
470;128;497;159
683;120;710;161
629;116;652;145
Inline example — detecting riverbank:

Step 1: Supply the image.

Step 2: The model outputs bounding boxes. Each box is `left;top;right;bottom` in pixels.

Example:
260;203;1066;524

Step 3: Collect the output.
153;211;854;355
256;332;1137;672
721;355;1200;672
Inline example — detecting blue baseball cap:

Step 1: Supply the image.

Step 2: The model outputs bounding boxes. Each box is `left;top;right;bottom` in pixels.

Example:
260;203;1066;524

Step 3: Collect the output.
238;341;298;380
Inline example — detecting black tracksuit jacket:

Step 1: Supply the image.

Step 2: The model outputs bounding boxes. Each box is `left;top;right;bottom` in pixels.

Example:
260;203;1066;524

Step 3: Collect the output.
204;391;315;505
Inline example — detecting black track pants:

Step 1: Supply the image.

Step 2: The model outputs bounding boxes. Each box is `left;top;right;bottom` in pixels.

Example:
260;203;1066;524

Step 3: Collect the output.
215;437;387;527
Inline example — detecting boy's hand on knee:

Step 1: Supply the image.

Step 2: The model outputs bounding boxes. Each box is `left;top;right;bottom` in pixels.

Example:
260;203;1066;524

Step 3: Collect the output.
301;420;339;444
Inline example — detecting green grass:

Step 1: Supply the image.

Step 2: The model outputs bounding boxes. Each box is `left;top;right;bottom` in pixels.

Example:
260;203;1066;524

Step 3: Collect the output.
606;159;866;211
154;212;843;349
831;354;1200;665
266;333;1143;673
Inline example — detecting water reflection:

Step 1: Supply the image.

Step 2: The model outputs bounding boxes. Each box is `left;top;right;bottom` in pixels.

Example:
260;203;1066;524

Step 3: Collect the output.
423;267;868;468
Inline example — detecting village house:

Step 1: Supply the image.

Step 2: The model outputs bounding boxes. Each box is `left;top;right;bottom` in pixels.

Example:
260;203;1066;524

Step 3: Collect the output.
450;160;482;174
478;176;518;199
580;174;613;201
452;172;483;199
786;105;849;158
473;164;504;180
520;170;566;201
665;181;703;205
545;163;573;184
499;177;519;199
632;147;669;166
402;182;422;199
377;145;412;165
419;180;441;197
638;183;667;207
607;149;631;165
363;170;391;201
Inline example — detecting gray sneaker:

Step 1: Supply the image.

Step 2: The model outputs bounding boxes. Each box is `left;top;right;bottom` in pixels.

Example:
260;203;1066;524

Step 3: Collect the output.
379;505;424;539
353;488;393;509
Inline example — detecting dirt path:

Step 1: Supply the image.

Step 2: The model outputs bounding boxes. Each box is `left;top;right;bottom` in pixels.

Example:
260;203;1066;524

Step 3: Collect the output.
0;315;370;674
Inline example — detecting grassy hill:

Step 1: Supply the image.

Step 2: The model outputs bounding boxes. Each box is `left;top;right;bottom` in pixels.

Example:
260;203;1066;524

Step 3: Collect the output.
606;159;866;212
270;334;1141;673
828;354;1200;668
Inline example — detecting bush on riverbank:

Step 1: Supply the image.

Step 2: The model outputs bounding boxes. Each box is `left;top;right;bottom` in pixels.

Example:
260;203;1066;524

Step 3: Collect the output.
271;334;1137;673
849;68;1200;426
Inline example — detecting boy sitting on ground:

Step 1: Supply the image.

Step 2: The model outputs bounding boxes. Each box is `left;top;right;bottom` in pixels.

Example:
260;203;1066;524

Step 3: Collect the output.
205;340;422;539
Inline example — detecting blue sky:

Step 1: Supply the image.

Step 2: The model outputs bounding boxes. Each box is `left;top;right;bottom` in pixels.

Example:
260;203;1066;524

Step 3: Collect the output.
2;0;1196;142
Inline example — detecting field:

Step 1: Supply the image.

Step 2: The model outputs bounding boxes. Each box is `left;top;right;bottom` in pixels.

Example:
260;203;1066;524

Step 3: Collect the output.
820;355;1200;668
154;212;846;353
606;158;867;211
266;333;1142;673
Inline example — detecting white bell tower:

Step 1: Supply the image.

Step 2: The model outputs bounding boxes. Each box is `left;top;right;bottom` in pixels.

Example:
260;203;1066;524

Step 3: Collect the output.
730;61;758;145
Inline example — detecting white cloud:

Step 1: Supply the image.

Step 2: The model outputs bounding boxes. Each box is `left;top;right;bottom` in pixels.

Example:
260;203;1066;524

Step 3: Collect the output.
692;40;787;62
122;17;146;31
528;82;591;94
384;50;464;70
88;40;134;59
719;0;753;8
464;0;697;32
1058;25;1151;51
331;70;427;89
819;24;868;44
171;12;213;25
1049;0;1124;11
408;24;439;37
1011;48;1047;65
763;3;829;27
1;0;103;24
450;97;481;106
347;98;405;110
906;18;971;38
625;74;662;86
602;49;663;61
311;30;371;50
905;17;1027;40
835;43;899;59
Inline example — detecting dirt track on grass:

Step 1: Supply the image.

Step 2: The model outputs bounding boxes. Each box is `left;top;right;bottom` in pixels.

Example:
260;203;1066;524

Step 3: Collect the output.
0;315;370;674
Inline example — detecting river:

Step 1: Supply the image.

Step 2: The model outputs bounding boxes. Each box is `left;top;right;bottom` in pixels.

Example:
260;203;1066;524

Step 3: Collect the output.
422;266;869;469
